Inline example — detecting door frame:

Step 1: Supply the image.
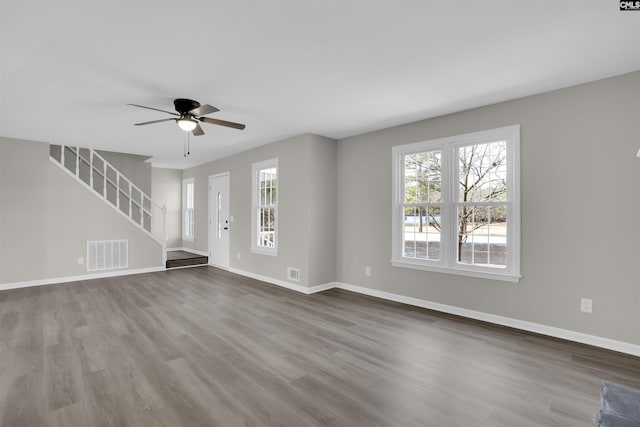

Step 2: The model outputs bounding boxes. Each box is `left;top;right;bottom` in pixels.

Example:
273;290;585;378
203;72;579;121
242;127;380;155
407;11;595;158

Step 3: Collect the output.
208;172;230;269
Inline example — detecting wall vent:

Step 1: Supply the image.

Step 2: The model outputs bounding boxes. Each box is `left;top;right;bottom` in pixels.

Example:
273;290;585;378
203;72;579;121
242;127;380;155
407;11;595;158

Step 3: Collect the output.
287;267;300;282
87;240;128;272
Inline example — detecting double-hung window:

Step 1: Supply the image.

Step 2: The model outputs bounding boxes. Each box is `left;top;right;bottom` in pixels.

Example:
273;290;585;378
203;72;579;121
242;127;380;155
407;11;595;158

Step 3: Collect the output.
392;125;520;282
182;177;195;241
252;159;278;255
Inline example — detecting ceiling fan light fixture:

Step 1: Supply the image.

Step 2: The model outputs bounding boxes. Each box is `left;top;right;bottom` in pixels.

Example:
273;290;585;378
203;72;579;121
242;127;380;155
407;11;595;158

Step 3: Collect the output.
177;117;197;131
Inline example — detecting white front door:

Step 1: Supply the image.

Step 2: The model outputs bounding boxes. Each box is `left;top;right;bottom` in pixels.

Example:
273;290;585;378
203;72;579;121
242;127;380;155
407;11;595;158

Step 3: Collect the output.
209;173;230;269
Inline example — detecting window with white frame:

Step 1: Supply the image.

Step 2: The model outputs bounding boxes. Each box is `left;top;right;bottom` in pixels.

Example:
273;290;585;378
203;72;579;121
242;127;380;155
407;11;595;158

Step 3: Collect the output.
182;177;195;241
392;125;520;282
252;159;278;255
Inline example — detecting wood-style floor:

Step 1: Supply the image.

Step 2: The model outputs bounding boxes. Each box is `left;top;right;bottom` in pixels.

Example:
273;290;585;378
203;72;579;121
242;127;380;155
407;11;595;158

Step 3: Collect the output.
0;267;638;427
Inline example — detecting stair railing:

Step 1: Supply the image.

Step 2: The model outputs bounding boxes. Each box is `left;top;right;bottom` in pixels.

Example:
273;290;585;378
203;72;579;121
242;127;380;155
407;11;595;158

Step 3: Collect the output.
49;145;167;264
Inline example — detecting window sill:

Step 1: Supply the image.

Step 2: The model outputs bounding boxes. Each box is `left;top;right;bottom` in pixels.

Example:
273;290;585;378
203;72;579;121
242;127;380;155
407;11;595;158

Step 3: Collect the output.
182;237;194;242
391;259;521;283
251;247;278;257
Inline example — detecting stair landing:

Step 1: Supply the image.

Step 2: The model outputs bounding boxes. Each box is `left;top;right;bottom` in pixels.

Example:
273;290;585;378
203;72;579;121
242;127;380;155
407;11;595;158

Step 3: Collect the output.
166;250;208;269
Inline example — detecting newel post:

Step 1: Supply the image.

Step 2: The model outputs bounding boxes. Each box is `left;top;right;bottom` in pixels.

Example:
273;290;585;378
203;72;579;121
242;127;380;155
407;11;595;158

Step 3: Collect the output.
161;204;168;265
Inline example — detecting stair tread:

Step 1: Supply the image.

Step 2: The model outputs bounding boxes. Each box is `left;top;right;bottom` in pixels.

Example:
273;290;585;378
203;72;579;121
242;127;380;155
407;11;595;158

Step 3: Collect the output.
166;251;208;269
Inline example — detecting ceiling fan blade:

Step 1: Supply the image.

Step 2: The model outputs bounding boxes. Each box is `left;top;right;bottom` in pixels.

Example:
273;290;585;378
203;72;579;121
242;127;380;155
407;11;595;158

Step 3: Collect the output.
127;103;179;116
192;123;205;136
134;118;176;126
199;116;246;130
189;104;219;116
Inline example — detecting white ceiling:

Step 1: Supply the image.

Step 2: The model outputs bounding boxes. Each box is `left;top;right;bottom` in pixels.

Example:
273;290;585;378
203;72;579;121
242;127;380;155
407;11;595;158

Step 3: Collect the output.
1;1;639;169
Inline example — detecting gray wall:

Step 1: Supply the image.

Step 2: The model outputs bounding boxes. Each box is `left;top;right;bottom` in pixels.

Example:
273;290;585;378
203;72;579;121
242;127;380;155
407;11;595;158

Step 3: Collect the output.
97;150;152;195
182;133;337;287
0;137;163;284
151;167;182;248
306;135;337;286
336;71;640;346
1;71;638;348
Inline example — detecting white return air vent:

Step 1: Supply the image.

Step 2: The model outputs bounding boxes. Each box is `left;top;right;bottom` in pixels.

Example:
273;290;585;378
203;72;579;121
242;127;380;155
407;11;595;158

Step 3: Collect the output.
287;267;300;282
87;240;128;272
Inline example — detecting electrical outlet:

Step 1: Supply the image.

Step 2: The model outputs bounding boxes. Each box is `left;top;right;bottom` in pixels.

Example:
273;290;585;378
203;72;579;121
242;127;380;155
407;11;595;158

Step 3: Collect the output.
580;298;592;313
78;257;84;265
365;266;371;276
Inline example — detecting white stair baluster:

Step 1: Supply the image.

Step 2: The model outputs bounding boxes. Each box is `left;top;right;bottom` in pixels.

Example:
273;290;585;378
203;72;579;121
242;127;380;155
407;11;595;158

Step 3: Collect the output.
162;204;167;264
103;161;107;198
48;145;167;265
116;171;120;209
140;194;144;227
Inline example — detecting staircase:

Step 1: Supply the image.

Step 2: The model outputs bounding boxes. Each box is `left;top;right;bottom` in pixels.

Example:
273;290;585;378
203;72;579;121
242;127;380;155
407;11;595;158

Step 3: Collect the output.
165;250;208;269
49;145;167;265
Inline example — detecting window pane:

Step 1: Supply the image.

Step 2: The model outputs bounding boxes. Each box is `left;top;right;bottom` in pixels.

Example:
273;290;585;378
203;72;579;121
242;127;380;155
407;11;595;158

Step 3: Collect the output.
403;205;440;261
258;207;275;248
184;209;194;238
253;160;278;253
404;151;441;204
458;141;507;202
259;167;277;206
186;182;194;209
457;205;507;268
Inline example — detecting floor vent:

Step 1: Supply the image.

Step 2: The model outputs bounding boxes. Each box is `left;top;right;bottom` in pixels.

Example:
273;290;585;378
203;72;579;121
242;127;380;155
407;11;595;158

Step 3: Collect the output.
287;267;300;282
87;240;128;272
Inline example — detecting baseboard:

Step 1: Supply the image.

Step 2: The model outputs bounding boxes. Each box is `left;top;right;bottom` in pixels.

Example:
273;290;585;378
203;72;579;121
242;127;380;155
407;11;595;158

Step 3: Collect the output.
0;266;166;292
208;262;229;271
228;267;335;295
167;247;209;257
333;282;640;358
220;270;640;356
309;282;340;294
4;264;637;357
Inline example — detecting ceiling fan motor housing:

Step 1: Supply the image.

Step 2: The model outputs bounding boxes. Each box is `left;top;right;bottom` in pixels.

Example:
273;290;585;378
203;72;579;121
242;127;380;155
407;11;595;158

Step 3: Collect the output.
174;98;201;115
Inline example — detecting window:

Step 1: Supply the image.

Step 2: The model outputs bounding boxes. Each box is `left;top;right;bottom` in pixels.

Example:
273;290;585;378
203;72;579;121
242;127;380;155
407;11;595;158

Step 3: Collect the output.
392;125;520;282
182;177;194;241
252;159;278;255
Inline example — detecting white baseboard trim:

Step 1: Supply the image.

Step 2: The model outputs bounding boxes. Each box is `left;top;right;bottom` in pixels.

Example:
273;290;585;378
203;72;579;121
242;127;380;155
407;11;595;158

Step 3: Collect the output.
5;263;637;357
0;266;166;292
228;267;335;295
333;282;640;357
309;282;340;294
220;270;640;356
167;247;209;257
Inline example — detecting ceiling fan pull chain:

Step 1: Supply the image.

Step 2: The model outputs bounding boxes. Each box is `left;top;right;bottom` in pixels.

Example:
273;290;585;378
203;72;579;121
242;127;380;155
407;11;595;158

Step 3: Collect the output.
187;132;191;156
184;132;187;157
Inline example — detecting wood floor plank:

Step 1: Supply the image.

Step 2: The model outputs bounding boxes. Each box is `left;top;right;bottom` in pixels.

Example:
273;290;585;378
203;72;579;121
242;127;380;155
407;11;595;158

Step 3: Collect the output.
45;343;80;411
1;374;46;427
0;266;639;426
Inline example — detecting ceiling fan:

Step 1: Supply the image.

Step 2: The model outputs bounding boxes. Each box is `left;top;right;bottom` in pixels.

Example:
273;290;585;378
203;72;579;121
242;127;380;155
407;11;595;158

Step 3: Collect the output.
128;98;246;136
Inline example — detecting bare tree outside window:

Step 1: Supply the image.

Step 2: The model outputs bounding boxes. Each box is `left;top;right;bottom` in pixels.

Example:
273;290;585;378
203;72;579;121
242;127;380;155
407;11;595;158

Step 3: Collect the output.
457;141;507;267
394;125;519;281
402;141;507;267
403;151;441;260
